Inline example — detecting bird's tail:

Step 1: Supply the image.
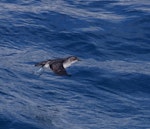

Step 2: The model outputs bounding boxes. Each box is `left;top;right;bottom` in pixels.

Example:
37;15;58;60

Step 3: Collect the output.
35;61;47;67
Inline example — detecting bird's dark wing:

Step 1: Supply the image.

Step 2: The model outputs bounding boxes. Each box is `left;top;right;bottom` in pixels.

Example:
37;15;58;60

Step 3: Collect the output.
50;62;68;76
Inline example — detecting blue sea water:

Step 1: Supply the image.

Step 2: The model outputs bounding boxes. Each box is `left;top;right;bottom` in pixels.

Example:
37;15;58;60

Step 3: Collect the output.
0;0;150;129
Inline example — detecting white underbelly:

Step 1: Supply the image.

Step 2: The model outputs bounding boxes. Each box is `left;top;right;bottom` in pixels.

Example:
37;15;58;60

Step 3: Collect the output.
63;60;77;68
63;62;71;68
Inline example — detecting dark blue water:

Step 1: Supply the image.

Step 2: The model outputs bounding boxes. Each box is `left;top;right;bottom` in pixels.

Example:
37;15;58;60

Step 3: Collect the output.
0;0;150;129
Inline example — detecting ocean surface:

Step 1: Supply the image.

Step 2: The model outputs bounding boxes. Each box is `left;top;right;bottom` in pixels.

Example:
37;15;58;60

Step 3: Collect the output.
0;0;150;129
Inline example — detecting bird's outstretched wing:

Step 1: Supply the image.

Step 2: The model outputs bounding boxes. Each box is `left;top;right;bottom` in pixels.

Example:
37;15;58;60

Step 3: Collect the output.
50;62;68;76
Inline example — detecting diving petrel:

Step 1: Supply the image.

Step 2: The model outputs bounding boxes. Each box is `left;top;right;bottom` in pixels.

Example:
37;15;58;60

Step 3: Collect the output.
35;56;80;76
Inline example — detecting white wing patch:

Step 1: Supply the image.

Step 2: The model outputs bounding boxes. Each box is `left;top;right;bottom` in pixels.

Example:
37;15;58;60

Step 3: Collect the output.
44;63;50;68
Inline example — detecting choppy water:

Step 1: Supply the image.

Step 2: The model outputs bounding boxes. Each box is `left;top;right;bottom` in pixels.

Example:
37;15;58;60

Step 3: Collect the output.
0;0;150;129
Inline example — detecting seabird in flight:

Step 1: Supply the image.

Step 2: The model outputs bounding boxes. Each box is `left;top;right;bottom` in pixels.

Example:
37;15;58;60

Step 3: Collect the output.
35;56;80;76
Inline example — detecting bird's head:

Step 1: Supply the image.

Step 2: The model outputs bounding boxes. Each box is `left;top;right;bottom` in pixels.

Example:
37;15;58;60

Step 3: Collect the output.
68;56;81;63
63;56;81;68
